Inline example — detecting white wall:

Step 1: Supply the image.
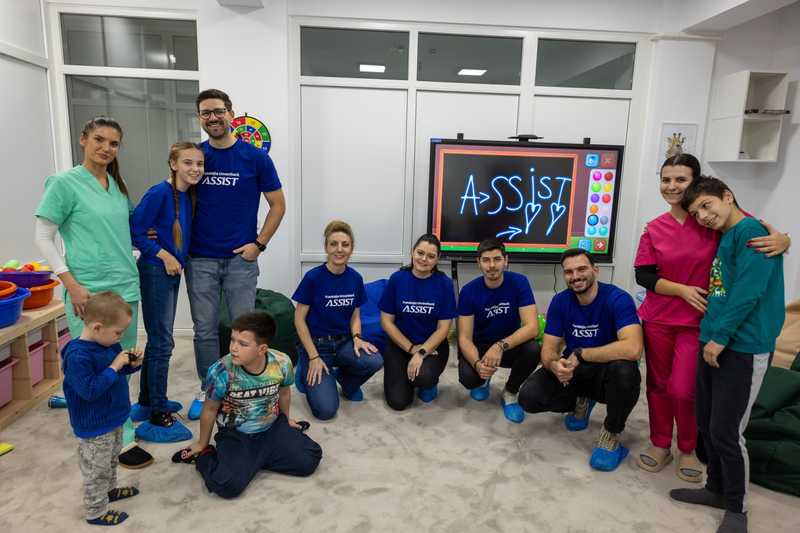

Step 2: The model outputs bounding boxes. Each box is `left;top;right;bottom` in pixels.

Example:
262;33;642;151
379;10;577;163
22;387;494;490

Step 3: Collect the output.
0;1;55;270
705;1;800;298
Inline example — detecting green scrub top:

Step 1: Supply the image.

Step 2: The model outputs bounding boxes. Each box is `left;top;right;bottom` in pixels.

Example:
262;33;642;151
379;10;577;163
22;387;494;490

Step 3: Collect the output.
35;165;140;302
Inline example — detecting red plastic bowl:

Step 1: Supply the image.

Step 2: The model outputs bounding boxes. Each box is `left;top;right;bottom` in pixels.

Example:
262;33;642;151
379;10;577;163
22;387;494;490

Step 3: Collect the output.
0;271;53;288
0;280;16;300
23;279;60;310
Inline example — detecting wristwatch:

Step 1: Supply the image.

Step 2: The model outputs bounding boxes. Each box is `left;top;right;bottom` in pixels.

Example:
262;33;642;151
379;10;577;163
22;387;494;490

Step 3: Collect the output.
254;240;266;252
417;347;427;357
574;347;585;364
496;339;510;352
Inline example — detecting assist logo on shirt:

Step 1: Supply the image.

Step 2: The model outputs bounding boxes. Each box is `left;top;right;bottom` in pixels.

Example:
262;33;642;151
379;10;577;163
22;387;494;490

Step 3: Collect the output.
485;302;511;318
201;171;240;186
572;324;599;338
401;300;435;314
325;294;355;307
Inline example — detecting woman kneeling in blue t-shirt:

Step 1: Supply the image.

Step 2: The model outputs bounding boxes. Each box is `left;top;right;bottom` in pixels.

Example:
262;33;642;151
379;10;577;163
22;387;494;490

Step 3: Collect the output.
292;220;384;420
379;234;456;409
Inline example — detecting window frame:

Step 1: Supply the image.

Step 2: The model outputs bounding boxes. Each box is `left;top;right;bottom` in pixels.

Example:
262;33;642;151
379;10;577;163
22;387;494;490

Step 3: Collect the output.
47;4;201;171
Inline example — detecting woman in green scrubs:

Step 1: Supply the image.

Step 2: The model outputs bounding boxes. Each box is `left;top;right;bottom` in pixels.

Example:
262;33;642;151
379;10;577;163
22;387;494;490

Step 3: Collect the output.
35;117;152;468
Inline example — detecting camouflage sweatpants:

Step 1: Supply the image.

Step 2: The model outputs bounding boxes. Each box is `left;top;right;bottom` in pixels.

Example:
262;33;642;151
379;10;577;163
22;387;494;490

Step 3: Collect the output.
77;427;123;519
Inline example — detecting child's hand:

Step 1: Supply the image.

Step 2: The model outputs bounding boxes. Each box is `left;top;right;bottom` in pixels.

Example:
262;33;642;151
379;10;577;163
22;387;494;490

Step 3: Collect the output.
157;250;182;276
703;341;725;368
111;351;130;371
127;349;144;368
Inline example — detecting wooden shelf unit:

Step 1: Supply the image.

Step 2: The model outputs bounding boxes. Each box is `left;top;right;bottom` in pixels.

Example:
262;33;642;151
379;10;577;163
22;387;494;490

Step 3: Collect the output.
0;300;66;431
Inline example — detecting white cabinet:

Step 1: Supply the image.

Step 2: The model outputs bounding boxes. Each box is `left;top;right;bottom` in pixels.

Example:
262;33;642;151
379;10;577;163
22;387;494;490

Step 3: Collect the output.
706;70;789;162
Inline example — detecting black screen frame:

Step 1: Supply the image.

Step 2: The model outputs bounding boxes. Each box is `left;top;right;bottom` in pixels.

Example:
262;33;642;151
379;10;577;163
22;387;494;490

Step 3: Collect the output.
427;137;625;264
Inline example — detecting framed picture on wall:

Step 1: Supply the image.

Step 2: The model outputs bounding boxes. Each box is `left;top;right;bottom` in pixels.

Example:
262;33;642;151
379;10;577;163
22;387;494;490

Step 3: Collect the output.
657;122;698;170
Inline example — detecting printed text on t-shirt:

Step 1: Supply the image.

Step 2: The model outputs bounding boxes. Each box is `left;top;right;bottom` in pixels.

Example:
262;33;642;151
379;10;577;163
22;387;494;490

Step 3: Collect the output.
401;300;435;314
485;302;510;318
202;171;240;186
325;294;355;307
572;324;599;338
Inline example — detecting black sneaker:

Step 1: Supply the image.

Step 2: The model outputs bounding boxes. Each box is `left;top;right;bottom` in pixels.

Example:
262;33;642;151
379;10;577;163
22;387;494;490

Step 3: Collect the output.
118;445;154;470
150;411;176;427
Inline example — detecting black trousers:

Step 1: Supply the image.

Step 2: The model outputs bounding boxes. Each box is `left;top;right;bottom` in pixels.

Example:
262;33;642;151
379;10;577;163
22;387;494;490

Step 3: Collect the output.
383;339;449;411
518;359;641;434
458;339;541;394
696;347;770;513
195;414;322;499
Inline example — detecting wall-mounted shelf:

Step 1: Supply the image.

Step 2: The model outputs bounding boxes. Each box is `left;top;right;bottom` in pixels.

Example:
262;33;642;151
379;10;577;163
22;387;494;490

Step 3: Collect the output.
706;70;789;162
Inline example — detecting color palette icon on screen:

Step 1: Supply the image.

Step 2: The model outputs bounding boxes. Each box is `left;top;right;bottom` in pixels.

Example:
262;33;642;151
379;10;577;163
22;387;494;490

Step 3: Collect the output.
584;168;616;246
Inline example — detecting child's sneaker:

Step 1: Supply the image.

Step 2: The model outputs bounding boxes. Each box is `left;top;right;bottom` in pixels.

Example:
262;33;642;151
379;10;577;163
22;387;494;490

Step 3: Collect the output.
564;396;596;431
87;510;128;526
135;412;193;443
590;428;629;471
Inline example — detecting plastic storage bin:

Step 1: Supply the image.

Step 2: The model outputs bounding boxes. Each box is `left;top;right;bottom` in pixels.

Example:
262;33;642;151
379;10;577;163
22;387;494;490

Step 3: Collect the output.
29;340;49;386
0;358;18;408
57;329;71;353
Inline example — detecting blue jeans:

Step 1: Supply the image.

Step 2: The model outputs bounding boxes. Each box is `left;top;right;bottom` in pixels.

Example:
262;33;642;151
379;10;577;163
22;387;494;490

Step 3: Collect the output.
297;336;383;420
138;261;180;412
186;255;258;389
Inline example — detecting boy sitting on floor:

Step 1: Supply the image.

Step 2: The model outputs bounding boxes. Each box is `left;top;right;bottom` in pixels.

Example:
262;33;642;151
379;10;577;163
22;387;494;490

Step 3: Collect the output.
174;311;322;498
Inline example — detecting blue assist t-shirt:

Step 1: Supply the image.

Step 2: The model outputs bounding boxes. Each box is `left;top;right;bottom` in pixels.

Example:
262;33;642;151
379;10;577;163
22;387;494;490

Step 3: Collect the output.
130;180;192;267
378;269;457;344
62;339;138;438
191;138;282;258
206;350;294;434
292;264;367;337
545;282;640;355
458;271;535;343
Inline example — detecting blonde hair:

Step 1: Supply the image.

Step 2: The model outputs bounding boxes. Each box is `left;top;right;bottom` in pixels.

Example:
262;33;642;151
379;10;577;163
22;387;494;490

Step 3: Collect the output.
323;220;354;246
83;291;132;326
168;142;201;251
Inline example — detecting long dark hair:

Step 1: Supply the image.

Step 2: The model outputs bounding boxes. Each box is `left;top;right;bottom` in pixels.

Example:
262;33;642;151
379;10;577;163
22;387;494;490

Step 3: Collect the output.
401;233;441;274
167;141;201;252
660;153;701;181
81;116;129;197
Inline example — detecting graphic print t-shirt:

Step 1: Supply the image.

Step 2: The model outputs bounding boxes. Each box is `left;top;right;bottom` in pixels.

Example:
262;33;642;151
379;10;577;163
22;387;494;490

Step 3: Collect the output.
545;282;639;355
206;351;294;434
457;271;535;343
292;264;367;337
378;269;457;344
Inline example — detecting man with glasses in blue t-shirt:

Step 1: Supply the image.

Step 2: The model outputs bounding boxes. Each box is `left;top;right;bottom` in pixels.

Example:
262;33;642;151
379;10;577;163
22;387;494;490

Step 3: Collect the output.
457;238;541;424
519;248;643;472
186;89;286;420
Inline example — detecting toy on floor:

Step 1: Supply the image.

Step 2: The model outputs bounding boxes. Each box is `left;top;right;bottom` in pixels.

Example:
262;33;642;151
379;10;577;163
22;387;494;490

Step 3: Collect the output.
0;442;14;456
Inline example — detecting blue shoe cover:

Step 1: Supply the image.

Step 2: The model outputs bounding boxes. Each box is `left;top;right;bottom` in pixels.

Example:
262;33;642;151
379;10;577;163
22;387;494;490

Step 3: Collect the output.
417;385;439;403
564;400;596;431
135;420;193;443
590;444;629;471
187;398;204;420
342;387;363;402
165;400;183;413
470;378;491;401
501;398;525;423
130;403;150;422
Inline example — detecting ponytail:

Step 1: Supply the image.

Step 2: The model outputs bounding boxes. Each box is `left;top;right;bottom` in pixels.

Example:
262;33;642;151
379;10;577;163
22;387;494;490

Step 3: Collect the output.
81;116;129;197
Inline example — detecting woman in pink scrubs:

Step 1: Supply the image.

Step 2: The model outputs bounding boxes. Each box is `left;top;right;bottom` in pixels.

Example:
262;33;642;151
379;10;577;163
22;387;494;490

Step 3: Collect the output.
634;153;790;481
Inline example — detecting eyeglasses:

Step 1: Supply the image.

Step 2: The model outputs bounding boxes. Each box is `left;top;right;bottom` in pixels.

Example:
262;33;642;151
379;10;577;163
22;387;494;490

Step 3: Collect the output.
198;108;229;119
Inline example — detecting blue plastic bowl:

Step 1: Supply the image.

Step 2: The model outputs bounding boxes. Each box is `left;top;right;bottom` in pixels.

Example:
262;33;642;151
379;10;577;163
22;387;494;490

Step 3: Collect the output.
0;287;31;328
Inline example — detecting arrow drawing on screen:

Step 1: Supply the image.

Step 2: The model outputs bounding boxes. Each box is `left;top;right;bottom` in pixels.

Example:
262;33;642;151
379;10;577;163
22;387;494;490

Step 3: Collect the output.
478;192;490;204
497;226;522;240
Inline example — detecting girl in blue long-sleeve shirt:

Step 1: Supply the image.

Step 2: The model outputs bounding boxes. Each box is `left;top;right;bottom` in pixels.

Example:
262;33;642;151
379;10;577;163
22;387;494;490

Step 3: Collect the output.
129;142;203;442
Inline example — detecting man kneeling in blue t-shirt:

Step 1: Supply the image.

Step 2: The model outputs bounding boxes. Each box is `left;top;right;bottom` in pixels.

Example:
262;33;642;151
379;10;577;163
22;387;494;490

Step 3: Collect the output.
457;238;541;423
519;248;643;471
173;312;321;498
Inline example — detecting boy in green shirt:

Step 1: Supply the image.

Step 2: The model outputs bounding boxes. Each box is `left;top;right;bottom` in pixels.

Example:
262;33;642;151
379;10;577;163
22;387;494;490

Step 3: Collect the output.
670;176;785;533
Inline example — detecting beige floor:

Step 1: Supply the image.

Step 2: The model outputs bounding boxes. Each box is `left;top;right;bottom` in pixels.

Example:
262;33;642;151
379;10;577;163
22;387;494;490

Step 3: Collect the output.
1;336;798;533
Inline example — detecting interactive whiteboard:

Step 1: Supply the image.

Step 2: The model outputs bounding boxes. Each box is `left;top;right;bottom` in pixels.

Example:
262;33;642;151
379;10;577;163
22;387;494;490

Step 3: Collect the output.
428;139;624;262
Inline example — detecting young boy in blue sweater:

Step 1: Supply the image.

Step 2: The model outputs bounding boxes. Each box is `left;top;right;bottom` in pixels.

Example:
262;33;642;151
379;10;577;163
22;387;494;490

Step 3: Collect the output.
671;177;785;533
62;291;144;526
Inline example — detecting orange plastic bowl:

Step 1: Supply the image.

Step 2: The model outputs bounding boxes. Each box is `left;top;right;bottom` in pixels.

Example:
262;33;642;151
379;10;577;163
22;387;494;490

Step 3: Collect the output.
0;280;17;300
23;279;60;310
